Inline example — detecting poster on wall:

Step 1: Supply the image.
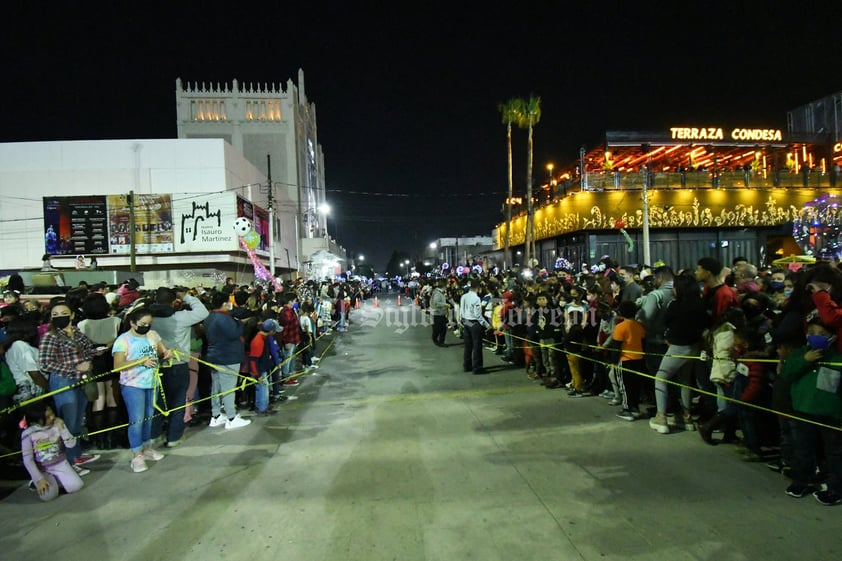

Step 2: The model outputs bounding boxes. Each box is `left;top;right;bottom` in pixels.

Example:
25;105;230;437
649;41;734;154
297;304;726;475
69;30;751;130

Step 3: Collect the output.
236;195;270;253
252;206;269;253
107;194;174;254
43;196;109;255
172;192;238;252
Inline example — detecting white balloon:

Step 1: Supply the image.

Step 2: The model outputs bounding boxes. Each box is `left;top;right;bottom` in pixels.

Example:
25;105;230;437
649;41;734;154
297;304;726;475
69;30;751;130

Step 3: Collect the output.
233;217;252;236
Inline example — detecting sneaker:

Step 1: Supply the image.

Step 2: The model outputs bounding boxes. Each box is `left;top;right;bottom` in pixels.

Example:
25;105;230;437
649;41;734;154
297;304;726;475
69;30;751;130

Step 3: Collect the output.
813;489;842;506
165;439;182;448
616;409;637;422
649;417;670;434
741;451;764;462
73;464;91;477
311;357;320;363
785;482;814;498
568;390;584;398
282;378;300;386
225;415;252;429
73;453;100;466
208;415;226;428
607;398;623;406
142;448;164;461
130;455;148;473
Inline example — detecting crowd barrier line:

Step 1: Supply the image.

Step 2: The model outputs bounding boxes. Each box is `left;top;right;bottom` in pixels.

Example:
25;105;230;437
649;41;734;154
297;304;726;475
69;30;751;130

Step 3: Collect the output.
0;330;336;461
503;330;842;433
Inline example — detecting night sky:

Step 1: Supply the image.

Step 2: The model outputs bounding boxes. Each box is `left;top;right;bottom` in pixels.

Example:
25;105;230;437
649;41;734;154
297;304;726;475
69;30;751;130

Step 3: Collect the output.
3;2;841;271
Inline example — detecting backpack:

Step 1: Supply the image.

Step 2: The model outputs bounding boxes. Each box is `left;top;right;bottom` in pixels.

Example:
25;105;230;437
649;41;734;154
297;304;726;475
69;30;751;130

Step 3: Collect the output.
0;357;17;397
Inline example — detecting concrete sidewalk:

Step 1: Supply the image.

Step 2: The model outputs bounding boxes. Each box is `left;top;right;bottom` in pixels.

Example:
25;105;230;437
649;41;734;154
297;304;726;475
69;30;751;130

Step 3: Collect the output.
0;299;838;561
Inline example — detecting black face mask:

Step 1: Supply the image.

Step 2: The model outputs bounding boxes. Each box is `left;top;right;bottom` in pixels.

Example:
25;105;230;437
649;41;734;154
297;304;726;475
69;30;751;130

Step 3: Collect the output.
51;316;71;329
134;325;151;335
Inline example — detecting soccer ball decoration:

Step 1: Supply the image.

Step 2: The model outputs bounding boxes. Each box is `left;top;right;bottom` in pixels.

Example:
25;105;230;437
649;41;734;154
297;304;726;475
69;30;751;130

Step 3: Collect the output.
233;217;253;236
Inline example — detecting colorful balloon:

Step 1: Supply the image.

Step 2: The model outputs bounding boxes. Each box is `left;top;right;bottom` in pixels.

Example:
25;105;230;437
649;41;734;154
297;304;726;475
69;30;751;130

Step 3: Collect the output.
244;230;260;249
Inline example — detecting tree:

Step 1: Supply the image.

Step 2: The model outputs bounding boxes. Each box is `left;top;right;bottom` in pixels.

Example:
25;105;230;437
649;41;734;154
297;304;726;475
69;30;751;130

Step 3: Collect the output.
517;96;542;267
498;98;525;270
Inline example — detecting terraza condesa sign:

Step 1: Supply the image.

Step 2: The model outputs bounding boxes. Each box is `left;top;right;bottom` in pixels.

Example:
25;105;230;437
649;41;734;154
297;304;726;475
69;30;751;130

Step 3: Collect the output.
670;127;783;142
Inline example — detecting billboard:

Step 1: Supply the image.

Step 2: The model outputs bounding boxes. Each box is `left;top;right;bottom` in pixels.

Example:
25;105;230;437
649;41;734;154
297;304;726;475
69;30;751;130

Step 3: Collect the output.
107;194;174;254
43;196;109;255
172;192;238;252
236;195;269;253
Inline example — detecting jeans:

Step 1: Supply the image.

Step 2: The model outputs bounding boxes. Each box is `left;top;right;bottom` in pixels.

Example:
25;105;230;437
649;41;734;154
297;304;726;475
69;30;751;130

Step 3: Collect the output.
255;371;269;413
462;321;485;372
282;343;297;378
50;374;86;464
121;385;154;454
432;314;447;345
791;414;842;493
210;364;239;419
654;343;698;415
151;362;190;444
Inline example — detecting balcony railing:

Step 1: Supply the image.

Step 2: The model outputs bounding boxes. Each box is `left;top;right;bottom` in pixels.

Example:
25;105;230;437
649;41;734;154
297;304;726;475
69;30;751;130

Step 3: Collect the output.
580;169;838;192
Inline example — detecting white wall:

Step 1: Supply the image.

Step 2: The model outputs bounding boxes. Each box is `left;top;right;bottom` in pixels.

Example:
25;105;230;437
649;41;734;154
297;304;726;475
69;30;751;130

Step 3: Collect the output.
0;138;298;272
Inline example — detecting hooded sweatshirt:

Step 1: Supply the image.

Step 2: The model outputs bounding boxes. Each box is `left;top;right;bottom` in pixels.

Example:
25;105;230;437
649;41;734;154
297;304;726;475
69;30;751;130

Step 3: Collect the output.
149;294;209;364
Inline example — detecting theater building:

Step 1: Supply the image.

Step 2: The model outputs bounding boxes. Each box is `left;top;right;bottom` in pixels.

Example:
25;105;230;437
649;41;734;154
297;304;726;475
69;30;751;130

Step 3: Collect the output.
497;104;842;270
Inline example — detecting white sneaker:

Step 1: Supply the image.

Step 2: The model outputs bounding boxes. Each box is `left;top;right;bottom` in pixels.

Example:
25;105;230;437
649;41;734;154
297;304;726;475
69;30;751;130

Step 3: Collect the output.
131;455;148;473
208;415;226;428
311;357;320;363
142;447;164;461
73;464;91;477
225;415;252;429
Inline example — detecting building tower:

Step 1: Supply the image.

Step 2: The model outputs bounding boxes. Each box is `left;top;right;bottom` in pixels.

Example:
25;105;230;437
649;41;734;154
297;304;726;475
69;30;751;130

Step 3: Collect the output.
174;69;344;276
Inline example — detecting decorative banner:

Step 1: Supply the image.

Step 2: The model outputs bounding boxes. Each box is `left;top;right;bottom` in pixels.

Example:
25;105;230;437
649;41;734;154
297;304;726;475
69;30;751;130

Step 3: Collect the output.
173;192;238;252
240;237;282;292
107;194;174;254
43;196;109;255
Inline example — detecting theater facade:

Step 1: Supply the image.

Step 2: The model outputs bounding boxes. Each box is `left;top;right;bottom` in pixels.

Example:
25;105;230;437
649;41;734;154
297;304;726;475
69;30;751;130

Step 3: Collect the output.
496;122;842;271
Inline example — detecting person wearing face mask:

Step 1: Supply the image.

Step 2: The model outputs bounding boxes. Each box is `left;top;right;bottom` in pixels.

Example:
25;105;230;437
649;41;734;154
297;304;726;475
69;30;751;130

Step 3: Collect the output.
112;307;173;473
779;319;842;505
37;303;104;474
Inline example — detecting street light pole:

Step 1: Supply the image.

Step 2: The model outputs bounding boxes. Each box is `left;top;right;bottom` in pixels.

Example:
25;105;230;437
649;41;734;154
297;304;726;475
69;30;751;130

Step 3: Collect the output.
266;154;276;277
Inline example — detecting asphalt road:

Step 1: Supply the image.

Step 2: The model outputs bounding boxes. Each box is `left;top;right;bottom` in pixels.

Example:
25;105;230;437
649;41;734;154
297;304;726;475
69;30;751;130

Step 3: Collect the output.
0;298;837;561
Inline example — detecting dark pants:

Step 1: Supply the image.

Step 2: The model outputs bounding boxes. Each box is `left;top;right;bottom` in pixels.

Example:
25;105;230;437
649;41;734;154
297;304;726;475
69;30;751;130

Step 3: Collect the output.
791;413;842;493
432;315;447;345
462;321;485;372
151;362;190;444
618;359;646;411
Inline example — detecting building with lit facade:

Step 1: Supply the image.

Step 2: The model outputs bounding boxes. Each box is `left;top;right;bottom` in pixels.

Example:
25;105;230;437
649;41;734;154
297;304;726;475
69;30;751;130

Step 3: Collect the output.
496;93;842;270
175;70;346;275
0;70;346;287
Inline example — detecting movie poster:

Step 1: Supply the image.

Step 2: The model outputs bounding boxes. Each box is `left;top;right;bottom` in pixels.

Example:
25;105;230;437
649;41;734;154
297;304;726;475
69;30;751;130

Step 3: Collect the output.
172;192;238;252
107;194;174;254
236;195;270;253
43;196;109;255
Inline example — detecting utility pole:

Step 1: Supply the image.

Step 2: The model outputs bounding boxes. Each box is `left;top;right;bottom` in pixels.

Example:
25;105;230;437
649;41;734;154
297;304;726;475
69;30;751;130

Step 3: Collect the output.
128;190;136;272
267;154;275;277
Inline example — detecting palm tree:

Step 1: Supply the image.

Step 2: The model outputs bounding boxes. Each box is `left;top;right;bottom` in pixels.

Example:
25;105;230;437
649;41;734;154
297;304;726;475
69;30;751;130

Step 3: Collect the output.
518;96;542;267
498;98;524;269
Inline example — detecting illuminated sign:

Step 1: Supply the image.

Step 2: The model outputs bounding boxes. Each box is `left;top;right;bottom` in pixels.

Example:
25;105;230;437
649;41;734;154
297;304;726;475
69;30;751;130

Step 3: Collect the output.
834;142;842;153
670;127;783;142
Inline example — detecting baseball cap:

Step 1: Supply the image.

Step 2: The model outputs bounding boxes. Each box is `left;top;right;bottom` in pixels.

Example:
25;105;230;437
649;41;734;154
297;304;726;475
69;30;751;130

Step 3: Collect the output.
261;319;282;332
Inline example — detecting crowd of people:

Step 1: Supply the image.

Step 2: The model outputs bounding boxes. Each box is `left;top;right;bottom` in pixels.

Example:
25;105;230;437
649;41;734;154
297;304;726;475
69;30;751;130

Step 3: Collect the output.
0;275;357;499
414;255;842;507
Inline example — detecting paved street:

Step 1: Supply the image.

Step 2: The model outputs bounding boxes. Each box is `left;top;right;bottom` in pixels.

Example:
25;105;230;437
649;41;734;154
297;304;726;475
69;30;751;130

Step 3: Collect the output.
0;299;838;561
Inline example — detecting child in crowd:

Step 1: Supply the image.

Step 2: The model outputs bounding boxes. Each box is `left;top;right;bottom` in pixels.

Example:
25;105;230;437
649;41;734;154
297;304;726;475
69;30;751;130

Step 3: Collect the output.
20;402;84;501
779;319;842;505
610;300;647;421
731;329;773;461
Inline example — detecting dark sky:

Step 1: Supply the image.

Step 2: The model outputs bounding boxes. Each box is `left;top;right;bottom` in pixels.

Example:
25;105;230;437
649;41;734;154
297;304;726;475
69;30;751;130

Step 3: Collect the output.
3;2;841;271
